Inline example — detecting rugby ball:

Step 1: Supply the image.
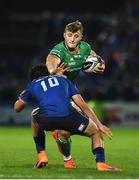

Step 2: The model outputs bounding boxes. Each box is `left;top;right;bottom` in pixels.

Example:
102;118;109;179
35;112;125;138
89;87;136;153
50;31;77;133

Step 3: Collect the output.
82;55;103;73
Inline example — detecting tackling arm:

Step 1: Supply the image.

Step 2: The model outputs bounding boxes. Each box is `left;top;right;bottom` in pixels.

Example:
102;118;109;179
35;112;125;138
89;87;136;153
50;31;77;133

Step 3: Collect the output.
72;94;102;127
46;55;60;74
72;94;112;139
46;55;67;77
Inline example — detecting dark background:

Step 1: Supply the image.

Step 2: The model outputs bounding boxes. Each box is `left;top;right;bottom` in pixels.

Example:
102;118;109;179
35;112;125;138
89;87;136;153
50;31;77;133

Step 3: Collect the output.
0;0;139;104
0;0;127;13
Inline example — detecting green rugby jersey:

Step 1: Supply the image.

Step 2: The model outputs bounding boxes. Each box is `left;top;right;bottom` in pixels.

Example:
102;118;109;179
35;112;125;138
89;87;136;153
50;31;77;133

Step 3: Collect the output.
49;41;91;82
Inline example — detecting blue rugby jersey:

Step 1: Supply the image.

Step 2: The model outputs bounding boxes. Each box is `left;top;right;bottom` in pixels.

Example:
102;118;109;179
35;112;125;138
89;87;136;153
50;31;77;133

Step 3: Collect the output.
19;75;80;117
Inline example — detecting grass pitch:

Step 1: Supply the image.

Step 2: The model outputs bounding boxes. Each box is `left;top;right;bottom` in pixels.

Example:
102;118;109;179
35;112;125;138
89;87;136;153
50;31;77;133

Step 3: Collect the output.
0;126;139;179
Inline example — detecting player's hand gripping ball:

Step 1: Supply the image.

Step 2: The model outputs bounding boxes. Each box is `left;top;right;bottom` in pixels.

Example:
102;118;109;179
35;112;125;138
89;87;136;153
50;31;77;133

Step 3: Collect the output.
82;55;104;73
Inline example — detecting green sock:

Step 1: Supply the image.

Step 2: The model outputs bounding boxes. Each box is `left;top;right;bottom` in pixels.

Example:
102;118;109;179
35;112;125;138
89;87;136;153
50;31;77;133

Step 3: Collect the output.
57;138;71;157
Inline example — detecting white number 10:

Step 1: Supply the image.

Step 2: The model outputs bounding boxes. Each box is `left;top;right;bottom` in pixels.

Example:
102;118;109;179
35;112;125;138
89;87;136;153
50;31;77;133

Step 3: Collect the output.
41;77;59;91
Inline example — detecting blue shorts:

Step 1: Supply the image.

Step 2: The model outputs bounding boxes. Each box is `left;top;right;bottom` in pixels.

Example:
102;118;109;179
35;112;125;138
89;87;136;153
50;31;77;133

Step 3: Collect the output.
32;108;89;135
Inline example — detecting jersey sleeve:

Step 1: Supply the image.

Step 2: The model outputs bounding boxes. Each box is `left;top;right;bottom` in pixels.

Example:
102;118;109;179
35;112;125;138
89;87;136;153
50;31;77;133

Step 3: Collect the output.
81;41;92;55
67;79;80;97
86;42;92;53
19;83;33;103
49;46;64;59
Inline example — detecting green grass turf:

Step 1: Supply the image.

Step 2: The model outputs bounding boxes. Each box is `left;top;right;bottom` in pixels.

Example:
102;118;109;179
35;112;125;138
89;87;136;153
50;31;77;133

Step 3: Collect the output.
0;126;139;179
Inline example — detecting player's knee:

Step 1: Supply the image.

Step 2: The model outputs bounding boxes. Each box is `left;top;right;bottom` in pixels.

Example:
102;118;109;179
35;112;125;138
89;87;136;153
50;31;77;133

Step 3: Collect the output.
58;130;70;140
93;125;99;134
84;120;99;137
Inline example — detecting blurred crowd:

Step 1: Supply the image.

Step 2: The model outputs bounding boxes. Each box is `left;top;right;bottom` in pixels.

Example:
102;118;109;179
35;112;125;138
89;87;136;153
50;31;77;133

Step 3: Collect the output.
0;0;139;104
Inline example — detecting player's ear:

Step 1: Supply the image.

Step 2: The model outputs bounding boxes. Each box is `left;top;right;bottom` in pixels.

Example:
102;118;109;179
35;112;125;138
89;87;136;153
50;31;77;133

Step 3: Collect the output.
63;32;66;38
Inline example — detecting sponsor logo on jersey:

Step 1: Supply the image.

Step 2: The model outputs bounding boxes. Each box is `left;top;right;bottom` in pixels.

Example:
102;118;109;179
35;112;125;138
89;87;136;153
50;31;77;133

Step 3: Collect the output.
73;55;82;58
68;62;76;65
69;57;74;61
78;123;86;132
67;67;81;72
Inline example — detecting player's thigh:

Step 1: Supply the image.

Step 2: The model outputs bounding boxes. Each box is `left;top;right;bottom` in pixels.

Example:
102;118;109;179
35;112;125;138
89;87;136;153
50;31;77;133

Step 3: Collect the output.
83;118;99;137
31;108;40;128
31;108;45;135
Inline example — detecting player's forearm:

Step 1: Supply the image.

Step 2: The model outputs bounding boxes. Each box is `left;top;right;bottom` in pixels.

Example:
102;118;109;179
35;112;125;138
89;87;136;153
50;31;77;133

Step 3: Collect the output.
46;55;61;74
14;99;27;112
73;94;102;127
47;64;57;75
80;103;102;127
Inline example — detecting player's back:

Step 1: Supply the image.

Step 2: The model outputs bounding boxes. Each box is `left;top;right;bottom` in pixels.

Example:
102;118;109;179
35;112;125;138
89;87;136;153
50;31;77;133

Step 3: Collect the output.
30;75;78;117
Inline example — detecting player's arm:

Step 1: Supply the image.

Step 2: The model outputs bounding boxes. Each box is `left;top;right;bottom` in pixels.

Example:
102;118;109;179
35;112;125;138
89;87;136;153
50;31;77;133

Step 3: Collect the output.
14;99;27;112
72;93;102;127
90;50;97;56
46;55;67;77
72;94;112;139
14;86;32;112
90;50;105;73
46;54;61;74
68;79;112;138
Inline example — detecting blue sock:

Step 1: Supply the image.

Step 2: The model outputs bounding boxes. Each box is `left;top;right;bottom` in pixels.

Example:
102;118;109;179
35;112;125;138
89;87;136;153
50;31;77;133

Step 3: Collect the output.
93;147;105;163
34;136;45;153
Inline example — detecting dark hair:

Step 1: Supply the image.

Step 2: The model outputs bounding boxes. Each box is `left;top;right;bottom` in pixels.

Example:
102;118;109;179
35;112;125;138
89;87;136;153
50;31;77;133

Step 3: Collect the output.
64;20;84;34
29;64;49;81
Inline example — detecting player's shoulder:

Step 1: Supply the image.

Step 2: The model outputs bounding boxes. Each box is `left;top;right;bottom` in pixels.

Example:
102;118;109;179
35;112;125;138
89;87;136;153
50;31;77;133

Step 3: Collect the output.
52;41;65;50
50;42;65;57
53;75;72;84
80;41;91;50
80;40;91;46
53;75;68;81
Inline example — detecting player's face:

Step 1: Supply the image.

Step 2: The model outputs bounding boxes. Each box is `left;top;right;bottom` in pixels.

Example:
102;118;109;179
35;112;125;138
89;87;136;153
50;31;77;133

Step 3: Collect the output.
64;30;82;49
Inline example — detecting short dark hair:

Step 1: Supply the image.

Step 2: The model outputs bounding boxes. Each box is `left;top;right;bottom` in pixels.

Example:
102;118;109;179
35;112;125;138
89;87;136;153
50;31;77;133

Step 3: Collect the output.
64;20;84;34
29;64;49;81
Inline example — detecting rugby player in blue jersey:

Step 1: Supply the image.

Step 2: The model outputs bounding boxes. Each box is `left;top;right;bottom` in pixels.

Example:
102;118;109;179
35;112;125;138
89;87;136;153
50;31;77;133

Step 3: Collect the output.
14;64;120;171
31;20;106;169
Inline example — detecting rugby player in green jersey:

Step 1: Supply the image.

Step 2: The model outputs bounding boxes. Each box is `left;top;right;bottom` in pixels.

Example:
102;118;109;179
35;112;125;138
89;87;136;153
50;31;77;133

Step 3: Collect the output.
32;21;118;171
